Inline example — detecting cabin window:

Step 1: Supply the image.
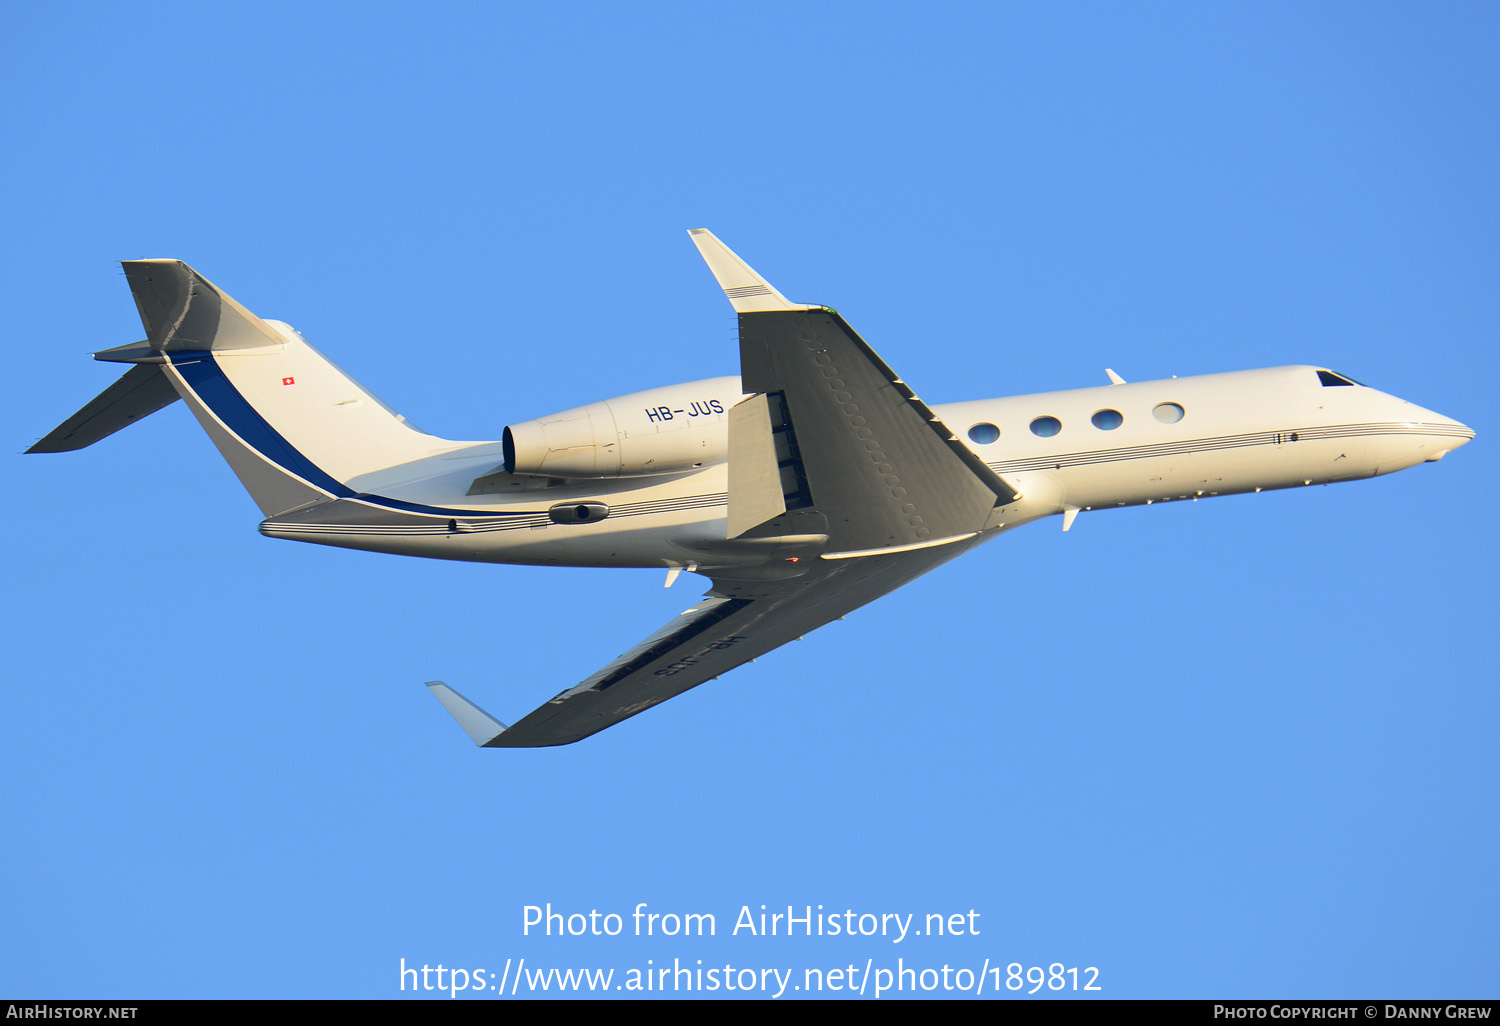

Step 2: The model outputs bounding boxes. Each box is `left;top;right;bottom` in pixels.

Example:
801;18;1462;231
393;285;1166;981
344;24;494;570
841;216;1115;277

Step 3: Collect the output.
1317;370;1357;387
1029;416;1062;437
1091;409;1124;430
968;422;1000;444
1152;402;1185;424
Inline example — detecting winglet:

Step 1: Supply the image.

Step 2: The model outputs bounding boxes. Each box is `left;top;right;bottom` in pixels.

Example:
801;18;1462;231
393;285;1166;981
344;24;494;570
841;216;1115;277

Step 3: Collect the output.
426;681;508;746
688;229;815;313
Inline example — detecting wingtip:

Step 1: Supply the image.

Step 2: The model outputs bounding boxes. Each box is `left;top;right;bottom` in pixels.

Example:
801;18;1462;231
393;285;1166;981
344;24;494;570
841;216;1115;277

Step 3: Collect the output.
426;680;509;746
686;229;812;313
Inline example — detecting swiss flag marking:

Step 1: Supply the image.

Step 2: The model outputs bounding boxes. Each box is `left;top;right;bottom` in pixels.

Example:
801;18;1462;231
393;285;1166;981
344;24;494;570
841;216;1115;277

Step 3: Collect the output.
282;376;295;386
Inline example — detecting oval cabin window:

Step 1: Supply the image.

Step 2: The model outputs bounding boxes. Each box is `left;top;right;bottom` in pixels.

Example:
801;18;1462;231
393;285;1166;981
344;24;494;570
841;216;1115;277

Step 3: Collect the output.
1152;402;1185;424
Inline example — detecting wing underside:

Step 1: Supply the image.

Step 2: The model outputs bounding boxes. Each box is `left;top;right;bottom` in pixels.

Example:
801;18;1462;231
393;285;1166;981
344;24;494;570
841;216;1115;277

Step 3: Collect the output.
429;536;982;748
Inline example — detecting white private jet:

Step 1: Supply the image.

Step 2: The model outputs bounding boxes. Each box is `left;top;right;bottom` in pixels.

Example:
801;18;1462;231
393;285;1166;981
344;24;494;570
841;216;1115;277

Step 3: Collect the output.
30;232;1474;747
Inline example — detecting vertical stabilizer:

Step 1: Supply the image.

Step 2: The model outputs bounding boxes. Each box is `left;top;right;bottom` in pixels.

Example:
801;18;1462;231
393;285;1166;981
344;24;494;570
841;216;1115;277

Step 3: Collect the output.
32;261;492;518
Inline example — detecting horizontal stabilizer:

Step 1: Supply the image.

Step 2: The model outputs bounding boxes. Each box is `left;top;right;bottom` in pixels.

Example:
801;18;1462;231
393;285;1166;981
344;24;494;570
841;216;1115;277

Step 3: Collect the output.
27;364;180;453
426;681;508;746
123;260;285;352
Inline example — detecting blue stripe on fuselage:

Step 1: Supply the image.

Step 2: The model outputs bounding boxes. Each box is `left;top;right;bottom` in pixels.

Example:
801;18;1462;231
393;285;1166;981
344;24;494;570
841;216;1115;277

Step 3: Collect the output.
168;351;529;519
170;351;355;498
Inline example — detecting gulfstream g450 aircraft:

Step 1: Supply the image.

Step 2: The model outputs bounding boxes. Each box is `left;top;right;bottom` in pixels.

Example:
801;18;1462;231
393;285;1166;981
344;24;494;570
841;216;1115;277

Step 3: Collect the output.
30;232;1474;747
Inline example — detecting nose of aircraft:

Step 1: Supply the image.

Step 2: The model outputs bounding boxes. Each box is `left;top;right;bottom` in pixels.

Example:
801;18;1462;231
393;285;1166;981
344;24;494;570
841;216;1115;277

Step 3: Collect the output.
1426;416;1474;461
1361;389;1474;474
1400;399;1474;463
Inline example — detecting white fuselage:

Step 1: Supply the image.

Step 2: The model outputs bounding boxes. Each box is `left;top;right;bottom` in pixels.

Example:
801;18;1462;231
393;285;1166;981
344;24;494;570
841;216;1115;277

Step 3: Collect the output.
259;365;1472;569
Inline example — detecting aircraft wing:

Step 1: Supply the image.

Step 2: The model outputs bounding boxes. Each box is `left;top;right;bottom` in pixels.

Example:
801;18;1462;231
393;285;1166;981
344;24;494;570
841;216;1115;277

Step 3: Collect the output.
692;229;1020;554
428;231;1016;748
428;537;981;748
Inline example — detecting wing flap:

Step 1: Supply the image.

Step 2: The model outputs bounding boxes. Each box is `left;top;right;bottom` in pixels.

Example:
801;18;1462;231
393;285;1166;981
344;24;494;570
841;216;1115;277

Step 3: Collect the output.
726;393;787;537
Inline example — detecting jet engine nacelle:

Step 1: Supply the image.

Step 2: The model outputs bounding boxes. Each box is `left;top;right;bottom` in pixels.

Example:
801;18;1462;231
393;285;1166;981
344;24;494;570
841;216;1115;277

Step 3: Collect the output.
503;377;746;479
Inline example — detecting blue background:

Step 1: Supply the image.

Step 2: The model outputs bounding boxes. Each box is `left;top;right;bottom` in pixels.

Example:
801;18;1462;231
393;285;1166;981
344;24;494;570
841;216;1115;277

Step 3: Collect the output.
4;2;1495;999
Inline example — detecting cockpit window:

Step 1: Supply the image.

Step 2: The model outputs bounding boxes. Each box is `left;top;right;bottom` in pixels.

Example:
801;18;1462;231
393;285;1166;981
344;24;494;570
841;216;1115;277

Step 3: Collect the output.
1317;370;1361;387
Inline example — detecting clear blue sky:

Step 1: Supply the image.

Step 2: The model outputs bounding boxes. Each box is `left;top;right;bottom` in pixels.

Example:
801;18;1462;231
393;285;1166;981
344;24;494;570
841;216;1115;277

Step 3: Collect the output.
4;1;1495;1000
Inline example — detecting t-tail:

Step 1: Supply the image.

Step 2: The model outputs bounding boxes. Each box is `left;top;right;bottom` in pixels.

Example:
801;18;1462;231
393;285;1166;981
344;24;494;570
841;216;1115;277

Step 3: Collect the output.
28;261;482;517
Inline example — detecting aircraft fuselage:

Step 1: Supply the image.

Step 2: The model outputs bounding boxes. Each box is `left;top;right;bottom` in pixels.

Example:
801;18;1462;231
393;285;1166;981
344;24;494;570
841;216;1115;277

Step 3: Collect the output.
258;363;1472;569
